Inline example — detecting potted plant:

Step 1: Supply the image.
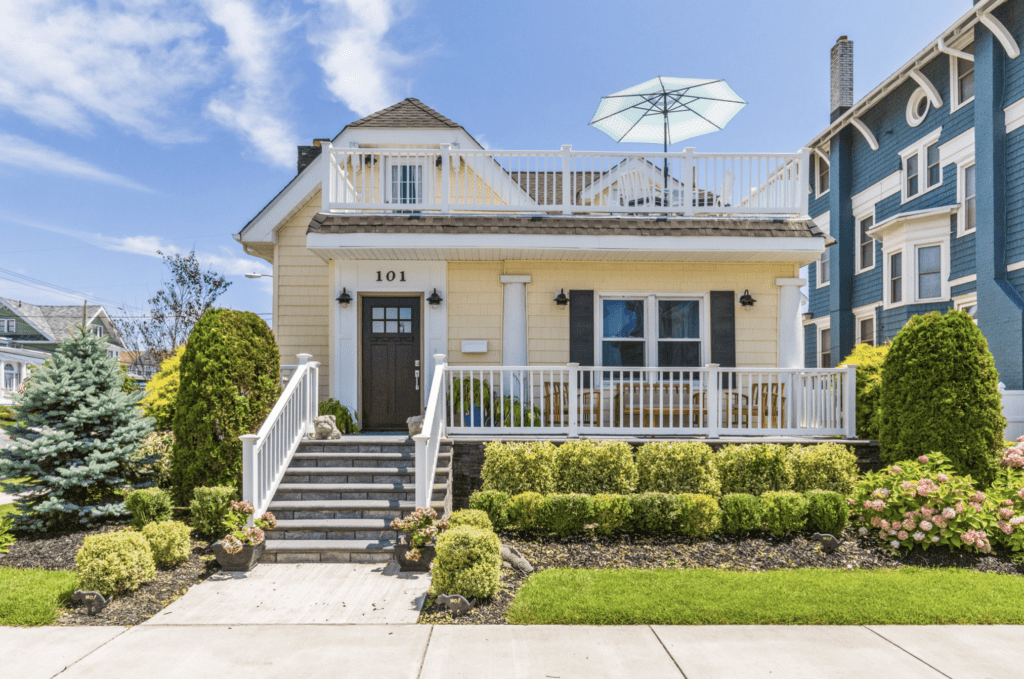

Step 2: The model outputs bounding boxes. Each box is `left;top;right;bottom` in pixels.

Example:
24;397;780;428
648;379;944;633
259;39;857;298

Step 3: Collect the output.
448;377;490;427
210;500;277;572
390;507;449;571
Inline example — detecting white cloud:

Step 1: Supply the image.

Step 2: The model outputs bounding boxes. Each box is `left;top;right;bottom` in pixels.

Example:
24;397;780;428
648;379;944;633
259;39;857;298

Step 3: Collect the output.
0;134;152;192
0;1;214;141
1;215;270;277
309;0;412;116
199;0;300;168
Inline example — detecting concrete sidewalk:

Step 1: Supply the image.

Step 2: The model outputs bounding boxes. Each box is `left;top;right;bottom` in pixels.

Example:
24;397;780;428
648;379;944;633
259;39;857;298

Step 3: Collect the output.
4;624;1024;679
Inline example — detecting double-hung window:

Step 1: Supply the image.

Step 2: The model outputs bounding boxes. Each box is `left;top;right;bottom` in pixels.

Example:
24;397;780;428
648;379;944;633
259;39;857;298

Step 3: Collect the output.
91;325;104;338
601;297;702;376
952;43;975;110
890;252;903;304
917;245;942;300
963;164;976;234
3;364;18;391
816;153;829;197
859;317;875;346
820;327;831;368
926;143;941;188
819;247;831;286
858;216;874;271
902;131;943;202
0;319;14;333
905;155;919;198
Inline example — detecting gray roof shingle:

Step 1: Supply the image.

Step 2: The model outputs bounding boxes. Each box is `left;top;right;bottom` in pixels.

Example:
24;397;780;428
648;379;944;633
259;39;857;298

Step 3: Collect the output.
344;98;461;130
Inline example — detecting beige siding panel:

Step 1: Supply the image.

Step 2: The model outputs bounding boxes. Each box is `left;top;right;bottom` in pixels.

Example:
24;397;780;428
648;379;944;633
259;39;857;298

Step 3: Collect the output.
447;260;798;369
273;190;331;399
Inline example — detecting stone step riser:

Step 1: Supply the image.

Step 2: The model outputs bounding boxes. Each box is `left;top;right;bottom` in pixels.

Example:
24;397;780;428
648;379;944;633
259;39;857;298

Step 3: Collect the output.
262;551;392;564
265;529;397;541
282;473;413;484
273;491;418;502
272;509;420;520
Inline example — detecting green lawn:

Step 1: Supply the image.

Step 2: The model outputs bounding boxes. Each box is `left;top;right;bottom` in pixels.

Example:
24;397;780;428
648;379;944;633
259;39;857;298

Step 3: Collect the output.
506;567;1024;625
0;568;79;626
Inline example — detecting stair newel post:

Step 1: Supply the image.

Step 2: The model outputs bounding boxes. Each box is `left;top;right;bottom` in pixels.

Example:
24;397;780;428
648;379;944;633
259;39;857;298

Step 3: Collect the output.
240;434;259;526
567;362;580;438
706;364;720;439
844;364;858;439
296;354;313;434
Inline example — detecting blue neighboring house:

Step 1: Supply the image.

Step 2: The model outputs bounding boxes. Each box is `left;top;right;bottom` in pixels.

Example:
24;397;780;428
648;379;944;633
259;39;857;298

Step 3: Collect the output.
803;0;1024;410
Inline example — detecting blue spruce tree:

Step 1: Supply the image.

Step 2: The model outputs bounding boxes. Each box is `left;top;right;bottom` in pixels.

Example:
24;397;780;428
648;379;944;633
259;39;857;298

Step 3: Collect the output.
0;327;154;531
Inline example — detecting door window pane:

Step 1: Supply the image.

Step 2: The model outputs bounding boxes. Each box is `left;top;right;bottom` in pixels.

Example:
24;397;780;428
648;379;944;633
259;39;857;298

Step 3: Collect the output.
399;307;412;319
918;245;942;299
372;308;384;320
603;300;644;338
372;321;385;333
398;320;412;333
658;300;699;339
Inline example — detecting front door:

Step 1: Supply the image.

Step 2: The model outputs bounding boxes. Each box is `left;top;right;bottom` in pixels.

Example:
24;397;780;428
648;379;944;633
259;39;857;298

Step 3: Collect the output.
361;296;422;430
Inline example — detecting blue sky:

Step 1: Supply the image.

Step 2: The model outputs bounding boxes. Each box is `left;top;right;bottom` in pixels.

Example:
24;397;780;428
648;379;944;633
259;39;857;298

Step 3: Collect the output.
0;0;968;325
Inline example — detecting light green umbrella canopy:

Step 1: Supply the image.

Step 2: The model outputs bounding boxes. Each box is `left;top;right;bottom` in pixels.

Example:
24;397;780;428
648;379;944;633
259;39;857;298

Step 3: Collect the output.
589;76;747;152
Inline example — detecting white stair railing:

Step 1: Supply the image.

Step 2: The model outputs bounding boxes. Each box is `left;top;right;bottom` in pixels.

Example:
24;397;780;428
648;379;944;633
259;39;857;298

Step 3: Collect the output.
414;354;448;509
240;353;319;519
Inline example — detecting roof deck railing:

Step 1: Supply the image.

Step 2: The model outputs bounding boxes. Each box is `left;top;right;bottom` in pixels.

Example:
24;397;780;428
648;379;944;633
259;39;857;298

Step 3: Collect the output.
322;143;811;219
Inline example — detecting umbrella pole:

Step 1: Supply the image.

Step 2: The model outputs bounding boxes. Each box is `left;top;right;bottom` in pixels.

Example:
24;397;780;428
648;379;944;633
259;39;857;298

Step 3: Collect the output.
663;111;669;204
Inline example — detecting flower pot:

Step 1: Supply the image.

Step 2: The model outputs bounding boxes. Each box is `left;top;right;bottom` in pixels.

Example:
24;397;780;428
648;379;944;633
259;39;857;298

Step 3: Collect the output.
394;538;436;572
211;540;265;572
462;405;485;427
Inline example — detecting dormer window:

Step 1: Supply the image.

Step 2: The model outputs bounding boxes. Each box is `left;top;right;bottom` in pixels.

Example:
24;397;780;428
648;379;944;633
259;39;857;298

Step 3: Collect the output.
91;325;105;338
0;319;14;334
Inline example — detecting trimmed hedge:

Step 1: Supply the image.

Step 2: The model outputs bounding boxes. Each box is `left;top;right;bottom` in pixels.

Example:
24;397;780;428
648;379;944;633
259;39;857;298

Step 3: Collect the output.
542;494;595;537
448;509;493;532
790;443;858;495
142;520;192;567
761;491;809;536
481;441;557;495
674;494;722;538
507;491;546;532
124;487;173;530
554;440;637;494
591;493;633;535
720;493;762;535
879;310;1005;486
76;530;156;596
716;444;794;496
636;441;720;495
805;490;848;537
432;525;502;600
468;490;510;531
171;309;280;505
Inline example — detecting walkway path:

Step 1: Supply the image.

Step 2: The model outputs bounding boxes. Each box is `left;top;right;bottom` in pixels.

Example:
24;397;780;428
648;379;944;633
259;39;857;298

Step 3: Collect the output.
4;624;1023;679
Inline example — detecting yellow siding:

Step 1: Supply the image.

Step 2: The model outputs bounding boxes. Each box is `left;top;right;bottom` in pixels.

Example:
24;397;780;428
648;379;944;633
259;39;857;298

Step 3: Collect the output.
447;261;799;368
274;190;331;399
446;262;503;364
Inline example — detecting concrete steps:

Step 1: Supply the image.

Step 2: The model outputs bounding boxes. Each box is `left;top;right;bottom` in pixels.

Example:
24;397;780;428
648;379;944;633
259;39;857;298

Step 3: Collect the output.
261;436;452;564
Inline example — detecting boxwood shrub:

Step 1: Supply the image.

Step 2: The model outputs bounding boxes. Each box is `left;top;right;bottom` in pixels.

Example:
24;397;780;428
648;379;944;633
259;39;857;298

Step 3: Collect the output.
720;493;762;535
448;509;493;532
542;494;595;537
76;530;156;596
188;486;237;538
674;494;722;538
760;490;809;536
629;493;677;534
553;440;637;494
591;493;633;535
124;487;173;530
507;492;547;532
715;444;794;496
805;490;849;537
468;490;510;530
431;525;502;600
636;441;720;496
142;520;192;567
790;443;859;495
481;441;557;495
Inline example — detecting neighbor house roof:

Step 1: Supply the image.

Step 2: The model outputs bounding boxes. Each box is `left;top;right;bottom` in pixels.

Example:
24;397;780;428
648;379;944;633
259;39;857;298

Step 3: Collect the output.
0;298;124;347
342;98;462;130
309;213;833;241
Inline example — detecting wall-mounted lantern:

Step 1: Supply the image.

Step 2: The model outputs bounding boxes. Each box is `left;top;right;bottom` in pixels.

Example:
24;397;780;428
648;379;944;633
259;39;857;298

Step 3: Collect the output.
554;289;569;306
739;290;756;307
427;289;444;306
336;288;353;307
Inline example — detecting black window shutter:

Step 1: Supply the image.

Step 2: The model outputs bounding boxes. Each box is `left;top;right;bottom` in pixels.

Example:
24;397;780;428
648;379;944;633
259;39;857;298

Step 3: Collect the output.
710;291;736;368
569;290;595;366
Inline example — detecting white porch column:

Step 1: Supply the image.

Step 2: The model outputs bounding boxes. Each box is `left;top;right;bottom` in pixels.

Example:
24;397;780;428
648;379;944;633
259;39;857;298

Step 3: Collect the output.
776;278;806;368
500;275;531;367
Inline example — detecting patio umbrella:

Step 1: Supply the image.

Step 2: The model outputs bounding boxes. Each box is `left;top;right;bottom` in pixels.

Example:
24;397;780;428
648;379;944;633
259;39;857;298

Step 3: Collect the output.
589;76;747;191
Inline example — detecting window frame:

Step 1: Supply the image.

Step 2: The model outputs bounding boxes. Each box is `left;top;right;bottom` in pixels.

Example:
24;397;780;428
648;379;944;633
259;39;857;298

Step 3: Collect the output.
906;87;931;128
959;162;977;236
595;293;709;373
818;323;832;369
955;294;978;323
950;41;976;112
854;305;879;347
384;160;425;205
900;129;944;204
815;150;830;199
888;251;904;307
916;243;944;301
0;319;14;334
856;214;876;273
818;246;831;288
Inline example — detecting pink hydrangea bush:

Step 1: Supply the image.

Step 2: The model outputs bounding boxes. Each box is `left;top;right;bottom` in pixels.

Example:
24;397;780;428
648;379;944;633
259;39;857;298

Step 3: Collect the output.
390;507;450;561
220;500;277;554
851;453;997;553
985;447;1024;552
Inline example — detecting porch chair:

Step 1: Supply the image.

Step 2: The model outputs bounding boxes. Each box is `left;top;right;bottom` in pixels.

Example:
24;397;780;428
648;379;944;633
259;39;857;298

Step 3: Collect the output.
544;381;602;427
617;169;660;209
748;382;787;429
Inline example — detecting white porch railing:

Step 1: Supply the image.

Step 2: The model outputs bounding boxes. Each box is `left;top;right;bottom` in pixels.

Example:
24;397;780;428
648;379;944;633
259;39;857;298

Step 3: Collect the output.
240;354;320;520
323;144;810;218
414;354;448;509
440;363;856;439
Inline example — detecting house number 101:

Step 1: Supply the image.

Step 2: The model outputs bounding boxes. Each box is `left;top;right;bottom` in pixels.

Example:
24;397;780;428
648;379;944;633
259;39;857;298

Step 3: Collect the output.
376;270;406;282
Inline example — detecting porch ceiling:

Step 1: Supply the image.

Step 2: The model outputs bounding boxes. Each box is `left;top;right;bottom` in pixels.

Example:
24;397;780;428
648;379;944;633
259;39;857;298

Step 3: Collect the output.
306;214;828;264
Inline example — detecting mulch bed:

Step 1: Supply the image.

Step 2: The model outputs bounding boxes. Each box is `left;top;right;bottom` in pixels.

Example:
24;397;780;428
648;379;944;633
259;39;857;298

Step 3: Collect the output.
419;530;1024;625
0;521;220;626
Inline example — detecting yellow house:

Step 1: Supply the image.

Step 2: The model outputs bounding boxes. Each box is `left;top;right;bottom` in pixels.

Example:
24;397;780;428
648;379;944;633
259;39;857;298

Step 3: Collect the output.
236;98;845;438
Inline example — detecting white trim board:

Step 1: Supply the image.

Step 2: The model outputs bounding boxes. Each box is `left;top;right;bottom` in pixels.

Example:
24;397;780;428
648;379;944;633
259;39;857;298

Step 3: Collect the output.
949;274;977;286
1007;98;1024;134
1008;260;1024;273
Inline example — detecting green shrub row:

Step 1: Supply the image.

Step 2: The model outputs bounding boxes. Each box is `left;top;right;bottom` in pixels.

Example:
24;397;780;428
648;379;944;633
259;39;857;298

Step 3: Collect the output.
75;520;192;596
470;489;848;538
480;441;858;497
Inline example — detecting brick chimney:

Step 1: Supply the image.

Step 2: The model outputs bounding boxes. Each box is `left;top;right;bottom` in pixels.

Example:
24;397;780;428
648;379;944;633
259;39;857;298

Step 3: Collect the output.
830;36;853;122
297;139;331;175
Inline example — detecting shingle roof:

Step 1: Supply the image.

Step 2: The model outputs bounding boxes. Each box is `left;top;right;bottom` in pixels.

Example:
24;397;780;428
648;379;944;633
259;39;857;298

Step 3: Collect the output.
0;298;115;343
309;213;829;240
344;98;462;130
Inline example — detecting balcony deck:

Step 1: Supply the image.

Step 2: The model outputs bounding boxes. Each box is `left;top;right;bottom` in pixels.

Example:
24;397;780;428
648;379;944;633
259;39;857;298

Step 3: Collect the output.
320;144;811;219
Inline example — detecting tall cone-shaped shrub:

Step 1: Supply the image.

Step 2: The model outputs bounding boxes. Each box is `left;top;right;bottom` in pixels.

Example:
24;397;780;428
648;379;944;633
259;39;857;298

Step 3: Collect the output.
878;310;1004;485
0;328;154;531
170;309;279;504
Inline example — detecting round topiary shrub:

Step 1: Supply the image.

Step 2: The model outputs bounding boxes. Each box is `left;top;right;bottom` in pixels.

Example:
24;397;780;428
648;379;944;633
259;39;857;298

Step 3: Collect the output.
839;343;888;441
804;490;849;537
76;530;156;596
636;441;720;495
431;525;502;600
142;520;192;567
789;443;859;495
124;487;173;530
553;440;637;494
170;309;280;505
878;310;1005;486
760;491;809;536
448;509;493;532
